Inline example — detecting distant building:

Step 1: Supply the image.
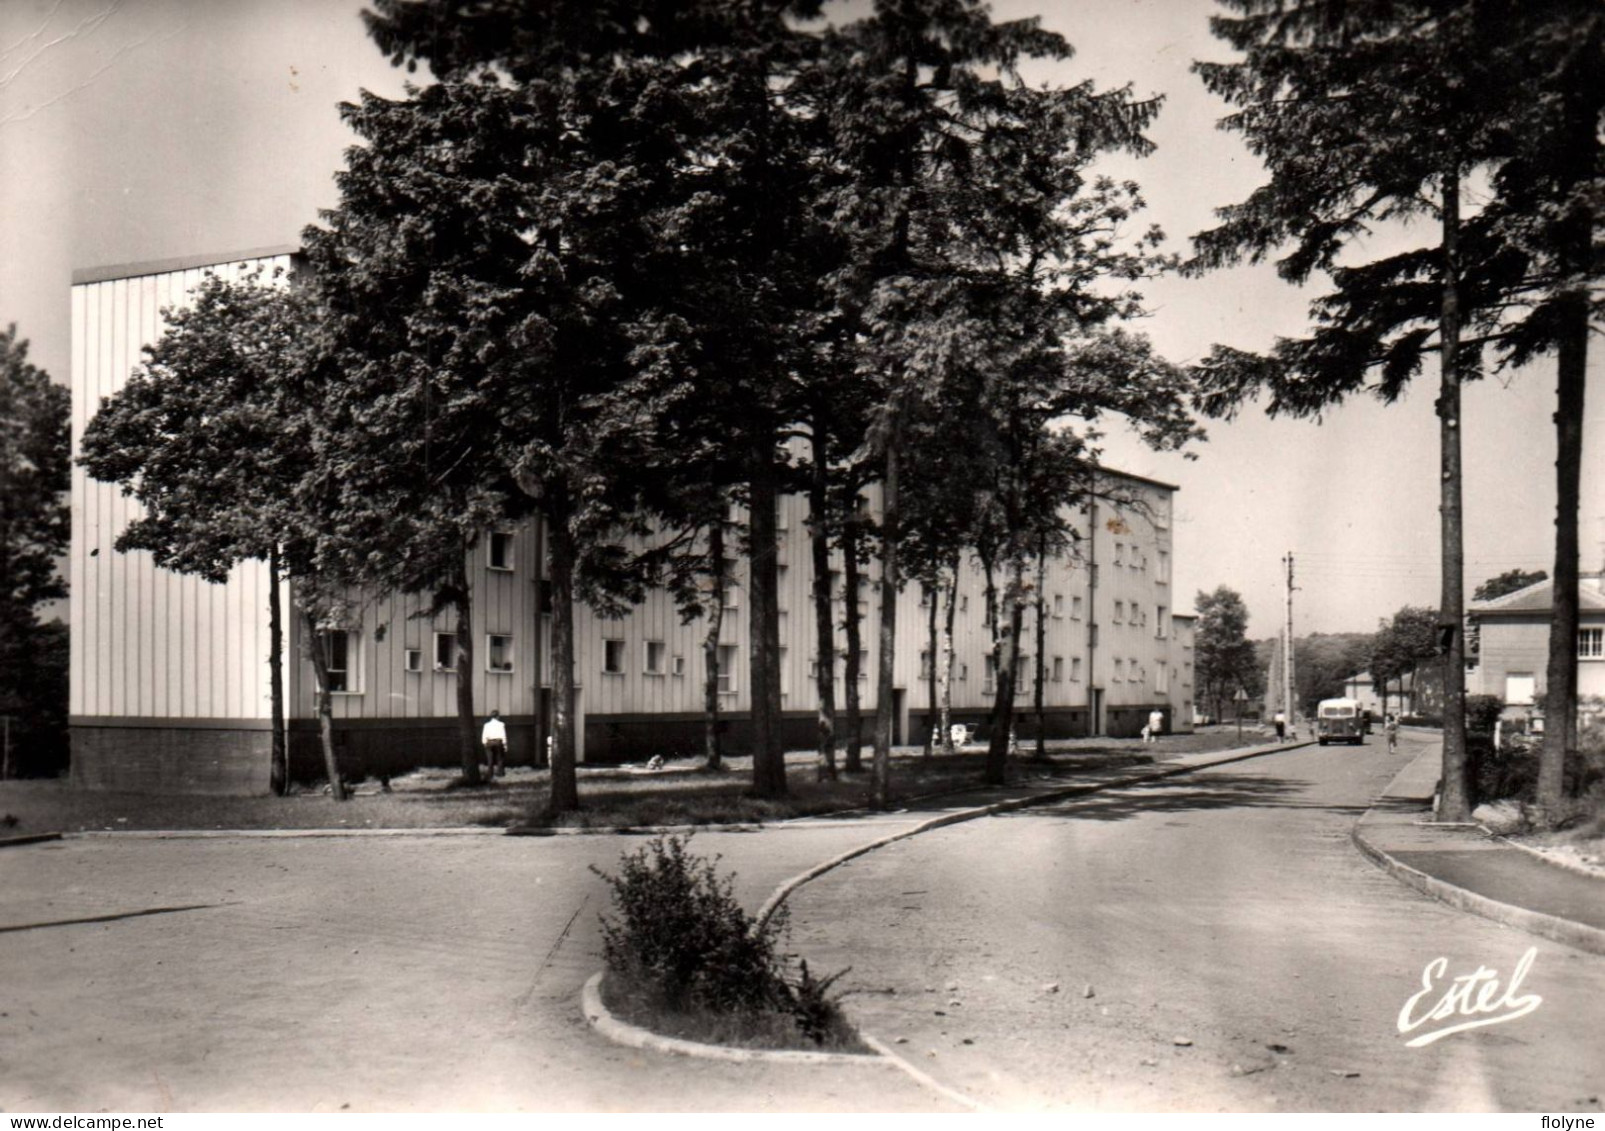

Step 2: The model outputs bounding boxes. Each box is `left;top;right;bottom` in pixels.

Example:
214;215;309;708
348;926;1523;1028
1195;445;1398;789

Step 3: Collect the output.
1469;572;1605;721
69;249;1194;793
1342;670;1415;719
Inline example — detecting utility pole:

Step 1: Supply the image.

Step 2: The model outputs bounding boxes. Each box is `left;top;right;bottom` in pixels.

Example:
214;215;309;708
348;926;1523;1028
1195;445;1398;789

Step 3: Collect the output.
1284;552;1297;735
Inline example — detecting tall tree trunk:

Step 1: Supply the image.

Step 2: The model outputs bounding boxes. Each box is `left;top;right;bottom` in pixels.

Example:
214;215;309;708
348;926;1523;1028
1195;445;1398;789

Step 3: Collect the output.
842;512;865;773
1537;69;1596;812
1033;539;1048;760
1436;165;1472;821
872;435;902;809
809;446;838;781
547;496;580;814
986;562;1026;785
940;560;958;753
301;605;346;801
452;552;481;786
267;544;287;796
749;437;787;798
924;582;937;757
1539;292;1587;811
703;521;727;772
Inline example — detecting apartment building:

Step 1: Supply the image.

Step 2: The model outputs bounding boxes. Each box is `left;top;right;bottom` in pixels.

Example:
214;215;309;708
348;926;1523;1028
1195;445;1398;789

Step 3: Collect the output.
69;250;1193;792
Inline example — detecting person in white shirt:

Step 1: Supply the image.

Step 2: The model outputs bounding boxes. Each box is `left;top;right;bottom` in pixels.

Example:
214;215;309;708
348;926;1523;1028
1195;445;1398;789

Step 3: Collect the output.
1146;709;1163;743
481;710;508;779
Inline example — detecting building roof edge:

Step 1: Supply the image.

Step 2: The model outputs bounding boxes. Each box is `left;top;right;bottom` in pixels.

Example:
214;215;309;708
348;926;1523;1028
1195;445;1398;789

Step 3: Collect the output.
72;245;302;286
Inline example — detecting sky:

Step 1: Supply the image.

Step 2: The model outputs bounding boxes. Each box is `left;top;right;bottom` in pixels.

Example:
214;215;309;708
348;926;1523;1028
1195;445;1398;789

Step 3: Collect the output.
0;0;1596;640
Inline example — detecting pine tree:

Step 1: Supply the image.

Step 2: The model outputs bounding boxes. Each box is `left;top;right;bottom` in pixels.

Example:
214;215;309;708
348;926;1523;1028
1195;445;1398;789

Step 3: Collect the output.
1188;0;1537;820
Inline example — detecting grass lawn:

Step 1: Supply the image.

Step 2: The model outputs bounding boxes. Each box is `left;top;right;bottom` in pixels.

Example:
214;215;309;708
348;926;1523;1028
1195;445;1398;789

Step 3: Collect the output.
0;728;1270;835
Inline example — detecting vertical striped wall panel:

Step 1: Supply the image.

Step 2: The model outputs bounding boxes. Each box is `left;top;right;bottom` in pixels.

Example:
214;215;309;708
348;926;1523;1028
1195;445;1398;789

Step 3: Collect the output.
71;255;293;723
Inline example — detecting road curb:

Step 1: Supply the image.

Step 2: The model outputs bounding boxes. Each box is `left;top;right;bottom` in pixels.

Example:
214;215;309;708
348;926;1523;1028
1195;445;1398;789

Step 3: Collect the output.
579;971;884;1066
1350;821;1605;956
0;832;62;849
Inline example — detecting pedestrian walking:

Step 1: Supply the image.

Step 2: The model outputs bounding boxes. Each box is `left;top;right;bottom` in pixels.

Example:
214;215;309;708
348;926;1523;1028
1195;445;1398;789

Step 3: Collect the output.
481;710;508;779
1273;710;1286;740
1146;709;1163;744
1385;713;1399;755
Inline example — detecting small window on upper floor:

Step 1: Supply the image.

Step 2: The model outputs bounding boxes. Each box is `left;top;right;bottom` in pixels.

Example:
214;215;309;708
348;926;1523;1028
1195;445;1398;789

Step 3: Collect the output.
1052;594;1065;619
486;634;514;673
488;531;515;571
644;640;667;675
404;648;422;674
433;632;458;673
1114;542;1125;565
1113;600;1124;624
603;639;626;675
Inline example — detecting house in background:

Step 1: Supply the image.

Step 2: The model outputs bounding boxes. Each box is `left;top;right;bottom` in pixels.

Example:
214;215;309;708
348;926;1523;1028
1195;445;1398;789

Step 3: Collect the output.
1342;670;1415;719
70;249;1195;794
1469;572;1605;722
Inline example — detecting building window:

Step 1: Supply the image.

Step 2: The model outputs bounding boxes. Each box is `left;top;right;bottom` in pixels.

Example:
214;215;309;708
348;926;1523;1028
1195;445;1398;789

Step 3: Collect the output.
1156;664;1170;694
1130;658;1143;683
1157;550;1170;584
722;580;740;610
1052;656;1064;682
960;593;969;613
1114;542;1124;565
958;661;969;681
1071;656;1082;682
1156;606;1168;638
717;644;738;694
404;648;422;673
433;632;458;672
1072;594;1083;620
644;640;667;675
603;639;626;674
1579;628;1604;659
1113;658;1124;682
671;654;686;677
1113;600;1124;624
488;531;514;571
983;655;997;693
1053;594;1065;619
319;630;355;693
486;634;514;673
919;650;933;680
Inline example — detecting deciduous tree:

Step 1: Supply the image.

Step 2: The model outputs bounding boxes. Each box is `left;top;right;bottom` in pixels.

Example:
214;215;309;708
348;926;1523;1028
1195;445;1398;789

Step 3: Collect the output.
0;327;68;778
1195;586;1259;723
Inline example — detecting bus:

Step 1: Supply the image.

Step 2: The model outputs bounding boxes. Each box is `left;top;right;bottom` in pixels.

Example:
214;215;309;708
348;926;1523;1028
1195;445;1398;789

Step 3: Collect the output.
1316;698;1365;746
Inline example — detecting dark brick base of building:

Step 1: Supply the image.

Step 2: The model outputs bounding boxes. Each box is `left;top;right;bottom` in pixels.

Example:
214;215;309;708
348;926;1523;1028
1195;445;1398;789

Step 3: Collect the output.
70;702;1178;794
71;720;274;796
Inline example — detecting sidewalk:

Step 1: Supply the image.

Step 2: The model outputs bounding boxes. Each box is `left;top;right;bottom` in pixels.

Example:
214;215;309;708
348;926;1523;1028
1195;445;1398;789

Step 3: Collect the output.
1353;742;1605;955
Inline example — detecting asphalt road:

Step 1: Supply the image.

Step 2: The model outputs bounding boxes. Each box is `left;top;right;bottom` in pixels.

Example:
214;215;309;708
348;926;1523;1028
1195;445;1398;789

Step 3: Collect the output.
4;735;1600;1113
787;733;1605;1112
0;820;956;1113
